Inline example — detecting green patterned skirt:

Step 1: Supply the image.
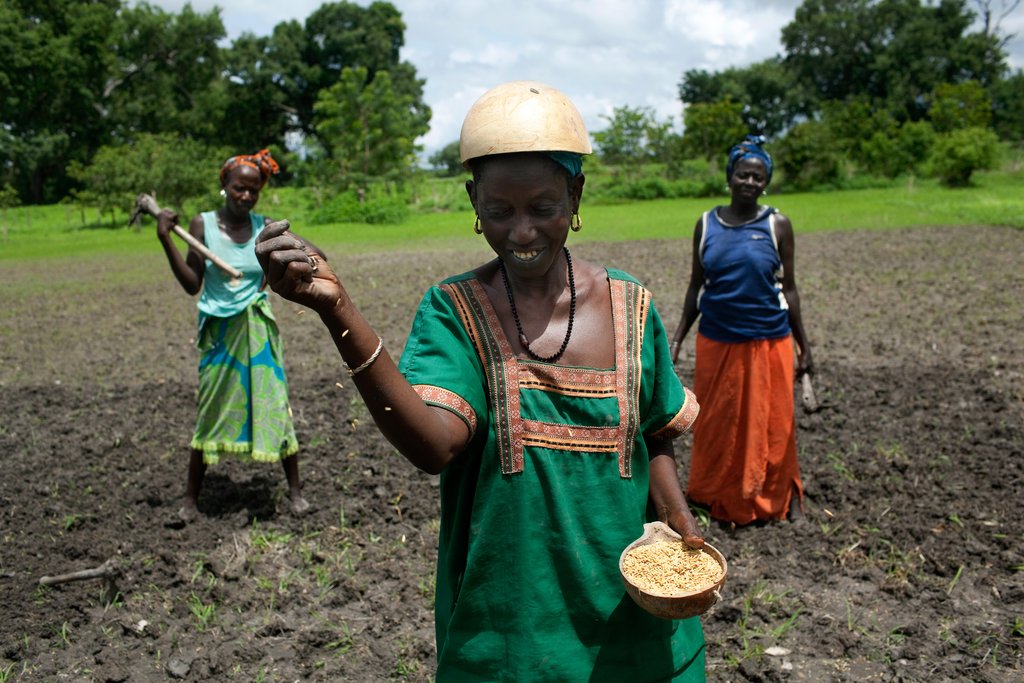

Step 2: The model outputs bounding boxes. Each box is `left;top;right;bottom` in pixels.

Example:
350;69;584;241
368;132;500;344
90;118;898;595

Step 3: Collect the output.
191;297;298;465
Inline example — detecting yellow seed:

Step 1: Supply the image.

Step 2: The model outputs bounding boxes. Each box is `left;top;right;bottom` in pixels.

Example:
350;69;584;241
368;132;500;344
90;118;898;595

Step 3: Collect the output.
622;541;723;596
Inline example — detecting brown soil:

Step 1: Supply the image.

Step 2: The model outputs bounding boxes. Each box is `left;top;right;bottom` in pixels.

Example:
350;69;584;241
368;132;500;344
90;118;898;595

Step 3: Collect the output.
1;226;1022;682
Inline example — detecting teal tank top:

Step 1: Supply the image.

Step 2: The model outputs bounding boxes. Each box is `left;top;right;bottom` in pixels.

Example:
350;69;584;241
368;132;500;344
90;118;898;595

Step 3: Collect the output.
196;211;266;320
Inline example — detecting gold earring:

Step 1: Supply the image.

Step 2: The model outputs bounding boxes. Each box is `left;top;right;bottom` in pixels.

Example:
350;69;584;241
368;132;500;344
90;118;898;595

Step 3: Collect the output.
473;215;482;234
570;212;582;232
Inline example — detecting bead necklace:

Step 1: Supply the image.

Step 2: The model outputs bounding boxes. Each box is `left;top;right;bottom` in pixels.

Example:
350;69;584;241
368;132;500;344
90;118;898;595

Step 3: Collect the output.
499;247;576;363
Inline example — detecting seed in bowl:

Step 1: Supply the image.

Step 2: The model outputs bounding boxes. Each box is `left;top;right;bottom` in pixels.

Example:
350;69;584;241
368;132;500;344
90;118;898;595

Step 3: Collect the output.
622;541;724;596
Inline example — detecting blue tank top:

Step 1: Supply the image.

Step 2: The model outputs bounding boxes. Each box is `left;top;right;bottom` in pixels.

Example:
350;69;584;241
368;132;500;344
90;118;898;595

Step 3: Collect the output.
196;211;266;320
696;206;791;342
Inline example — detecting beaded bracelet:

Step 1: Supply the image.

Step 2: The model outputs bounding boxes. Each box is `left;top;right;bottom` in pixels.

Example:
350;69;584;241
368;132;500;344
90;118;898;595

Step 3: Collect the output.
348;337;384;377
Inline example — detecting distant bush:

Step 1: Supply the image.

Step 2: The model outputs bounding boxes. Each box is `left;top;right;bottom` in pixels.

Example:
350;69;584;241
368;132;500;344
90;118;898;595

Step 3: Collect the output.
584;157;722;203
68;134;232;224
410;175;472;213
931;127;999;187
862;121;936;178
773;121;842;192
310;183;410;225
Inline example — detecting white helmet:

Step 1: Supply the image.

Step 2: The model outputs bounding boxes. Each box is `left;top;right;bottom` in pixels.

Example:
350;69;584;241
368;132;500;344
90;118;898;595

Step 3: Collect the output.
459;81;592;167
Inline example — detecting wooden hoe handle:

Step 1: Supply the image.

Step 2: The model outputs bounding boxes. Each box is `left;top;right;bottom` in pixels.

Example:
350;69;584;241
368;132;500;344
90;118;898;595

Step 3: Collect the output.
133;193;243;281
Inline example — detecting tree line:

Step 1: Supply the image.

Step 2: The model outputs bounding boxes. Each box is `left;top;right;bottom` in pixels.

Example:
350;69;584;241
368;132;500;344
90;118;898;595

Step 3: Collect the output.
0;0;429;208
561;0;1021;198
2;0;1021;215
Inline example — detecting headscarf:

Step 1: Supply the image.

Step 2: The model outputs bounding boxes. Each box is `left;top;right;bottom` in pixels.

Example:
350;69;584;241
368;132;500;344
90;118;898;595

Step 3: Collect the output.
220;149;280;188
726;135;773;184
546;151;584;178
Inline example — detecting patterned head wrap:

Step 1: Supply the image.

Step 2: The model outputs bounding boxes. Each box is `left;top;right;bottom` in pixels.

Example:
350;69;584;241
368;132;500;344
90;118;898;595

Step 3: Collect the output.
219;149;280;188
726;135;773;184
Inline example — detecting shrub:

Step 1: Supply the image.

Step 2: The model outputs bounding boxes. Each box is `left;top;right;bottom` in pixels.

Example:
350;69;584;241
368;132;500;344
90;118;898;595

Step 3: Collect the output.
862;121;936;178
929;81;992;134
410;176;472;213
774;121;842;191
666;157;723;196
310;183;410;225
931;127;998;187
68;134;232;223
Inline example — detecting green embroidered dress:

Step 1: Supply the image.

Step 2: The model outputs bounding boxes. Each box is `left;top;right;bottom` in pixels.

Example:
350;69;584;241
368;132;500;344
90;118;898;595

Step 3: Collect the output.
398;269;704;682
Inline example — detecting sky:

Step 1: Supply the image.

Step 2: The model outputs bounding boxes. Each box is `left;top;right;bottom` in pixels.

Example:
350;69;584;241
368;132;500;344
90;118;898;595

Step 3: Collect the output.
145;0;1024;156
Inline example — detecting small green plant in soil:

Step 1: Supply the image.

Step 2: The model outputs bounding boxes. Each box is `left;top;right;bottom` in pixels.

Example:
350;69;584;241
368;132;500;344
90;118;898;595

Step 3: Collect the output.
188;593;216;631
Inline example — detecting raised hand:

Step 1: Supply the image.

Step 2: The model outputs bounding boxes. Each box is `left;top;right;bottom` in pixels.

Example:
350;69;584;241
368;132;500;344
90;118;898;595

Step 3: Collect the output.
156;208;177;240
255;220;344;314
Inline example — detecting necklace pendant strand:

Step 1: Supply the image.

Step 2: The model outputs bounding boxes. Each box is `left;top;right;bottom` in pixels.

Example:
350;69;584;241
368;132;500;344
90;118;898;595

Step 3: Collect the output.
499;247;576;364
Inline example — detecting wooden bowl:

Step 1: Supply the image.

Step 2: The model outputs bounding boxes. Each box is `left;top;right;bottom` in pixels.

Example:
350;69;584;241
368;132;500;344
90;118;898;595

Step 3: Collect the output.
619;521;728;620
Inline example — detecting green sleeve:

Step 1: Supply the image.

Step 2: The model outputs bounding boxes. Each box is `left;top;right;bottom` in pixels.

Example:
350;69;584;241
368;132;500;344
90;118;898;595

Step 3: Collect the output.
641;300;697;439
398;286;488;436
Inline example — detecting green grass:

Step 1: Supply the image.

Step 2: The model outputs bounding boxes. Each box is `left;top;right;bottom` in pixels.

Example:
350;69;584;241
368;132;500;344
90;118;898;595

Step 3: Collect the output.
1;169;1020;264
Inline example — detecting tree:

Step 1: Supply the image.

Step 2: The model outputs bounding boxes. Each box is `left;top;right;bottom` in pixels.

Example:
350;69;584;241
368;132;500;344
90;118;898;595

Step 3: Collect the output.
103;3;227;143
0;0;120;203
428;141;464;177
820;98;899;166
860;120;936;177
774;120;843;190
781;0;1007;121
288;1;430;154
68;134;230;221
313;66;429;191
972;0;1021;44
679;100;747;162
0;0;227;204
0;0;431;204
929;81;992;132
679;58;802;138
593;106;674;167
219;24;306;152
989;70;1024;141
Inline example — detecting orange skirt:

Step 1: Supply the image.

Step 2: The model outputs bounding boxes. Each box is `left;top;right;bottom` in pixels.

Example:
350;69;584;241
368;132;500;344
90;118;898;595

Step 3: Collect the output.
686;332;802;525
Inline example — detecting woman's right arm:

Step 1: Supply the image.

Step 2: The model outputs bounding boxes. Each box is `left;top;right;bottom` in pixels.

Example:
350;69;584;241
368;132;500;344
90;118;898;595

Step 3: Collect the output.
157;210;205;295
670;218;704;364
255;220;470;474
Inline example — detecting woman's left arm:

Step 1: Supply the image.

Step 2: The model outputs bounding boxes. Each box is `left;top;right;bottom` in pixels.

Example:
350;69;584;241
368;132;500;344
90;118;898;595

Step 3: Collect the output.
647;436;704;549
776;213;813;376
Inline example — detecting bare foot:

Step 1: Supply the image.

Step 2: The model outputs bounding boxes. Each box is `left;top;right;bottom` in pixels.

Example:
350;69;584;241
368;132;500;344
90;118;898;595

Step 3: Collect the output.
177;501;200;523
787;495;804;523
289;493;311;516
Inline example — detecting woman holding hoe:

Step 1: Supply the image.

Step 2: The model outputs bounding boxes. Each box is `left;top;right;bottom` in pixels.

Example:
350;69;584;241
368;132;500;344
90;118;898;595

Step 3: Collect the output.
670;135;812;526
256;82;708;680
156;149;316;521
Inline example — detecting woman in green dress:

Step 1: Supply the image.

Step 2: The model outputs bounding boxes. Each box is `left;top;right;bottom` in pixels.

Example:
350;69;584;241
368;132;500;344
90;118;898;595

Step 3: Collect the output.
256;82;708;681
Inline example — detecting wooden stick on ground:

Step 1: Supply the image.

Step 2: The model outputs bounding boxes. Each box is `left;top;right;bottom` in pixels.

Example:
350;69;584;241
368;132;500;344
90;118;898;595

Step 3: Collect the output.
40;558;121;605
